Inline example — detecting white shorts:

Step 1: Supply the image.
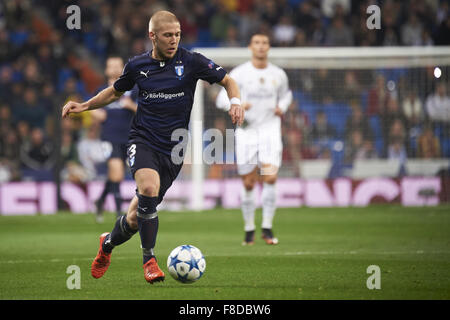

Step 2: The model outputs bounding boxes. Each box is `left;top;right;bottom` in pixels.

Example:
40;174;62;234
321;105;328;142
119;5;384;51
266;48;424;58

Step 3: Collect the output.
235;127;282;176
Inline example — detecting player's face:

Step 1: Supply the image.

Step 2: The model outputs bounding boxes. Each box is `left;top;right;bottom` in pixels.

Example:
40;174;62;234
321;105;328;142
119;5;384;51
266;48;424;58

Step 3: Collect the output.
150;22;181;60
105;58;124;80
249;35;270;60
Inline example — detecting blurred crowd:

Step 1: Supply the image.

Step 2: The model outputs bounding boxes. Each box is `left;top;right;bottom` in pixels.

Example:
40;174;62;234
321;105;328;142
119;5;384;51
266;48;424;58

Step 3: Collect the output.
0;0;449;182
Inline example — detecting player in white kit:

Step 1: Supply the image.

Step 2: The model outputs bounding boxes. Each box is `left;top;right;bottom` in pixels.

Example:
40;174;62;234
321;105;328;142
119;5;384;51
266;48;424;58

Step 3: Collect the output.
216;33;293;245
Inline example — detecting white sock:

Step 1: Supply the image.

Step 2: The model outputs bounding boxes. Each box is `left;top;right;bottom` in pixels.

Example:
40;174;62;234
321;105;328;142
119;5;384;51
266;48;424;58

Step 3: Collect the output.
240;185;255;232
261;182;277;229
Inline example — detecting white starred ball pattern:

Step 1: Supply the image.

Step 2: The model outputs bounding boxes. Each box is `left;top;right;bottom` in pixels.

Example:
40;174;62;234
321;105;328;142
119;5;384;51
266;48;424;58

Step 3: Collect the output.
167;245;206;283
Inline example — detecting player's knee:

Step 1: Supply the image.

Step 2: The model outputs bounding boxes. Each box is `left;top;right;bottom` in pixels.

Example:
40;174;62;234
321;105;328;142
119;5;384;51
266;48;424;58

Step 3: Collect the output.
139;183;159;197
243;178;256;191
262;174;277;185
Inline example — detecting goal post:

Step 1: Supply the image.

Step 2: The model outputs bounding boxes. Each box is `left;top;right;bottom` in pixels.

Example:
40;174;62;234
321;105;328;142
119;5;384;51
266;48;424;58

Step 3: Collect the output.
189;46;450;210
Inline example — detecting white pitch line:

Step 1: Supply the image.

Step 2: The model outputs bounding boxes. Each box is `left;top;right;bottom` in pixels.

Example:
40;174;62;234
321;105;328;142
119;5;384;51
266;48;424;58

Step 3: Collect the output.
283;250;450;256
2;250;448;265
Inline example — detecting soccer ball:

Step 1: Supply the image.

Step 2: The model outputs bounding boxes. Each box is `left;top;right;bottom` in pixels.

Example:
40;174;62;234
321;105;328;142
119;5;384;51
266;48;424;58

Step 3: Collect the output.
167;245;206;283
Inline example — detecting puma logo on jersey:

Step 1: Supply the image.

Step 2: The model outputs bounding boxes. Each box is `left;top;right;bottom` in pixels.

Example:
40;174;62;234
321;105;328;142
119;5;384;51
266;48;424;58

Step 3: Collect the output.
215;66;223;71
140;70;150;78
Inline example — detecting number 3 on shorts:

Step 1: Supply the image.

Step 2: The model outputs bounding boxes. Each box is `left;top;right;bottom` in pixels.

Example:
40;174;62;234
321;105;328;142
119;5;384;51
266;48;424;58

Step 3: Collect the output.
127;144;136;167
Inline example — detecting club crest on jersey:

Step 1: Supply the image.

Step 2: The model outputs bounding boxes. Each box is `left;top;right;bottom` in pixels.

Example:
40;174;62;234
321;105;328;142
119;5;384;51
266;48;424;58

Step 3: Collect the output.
174;65;184;79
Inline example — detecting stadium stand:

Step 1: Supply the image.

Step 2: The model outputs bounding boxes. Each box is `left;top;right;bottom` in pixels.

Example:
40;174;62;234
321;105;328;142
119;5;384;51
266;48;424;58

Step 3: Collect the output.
0;0;449;184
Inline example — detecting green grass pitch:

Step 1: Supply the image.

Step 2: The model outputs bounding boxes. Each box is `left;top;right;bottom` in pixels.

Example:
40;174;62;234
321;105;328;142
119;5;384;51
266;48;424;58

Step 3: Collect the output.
0;206;449;300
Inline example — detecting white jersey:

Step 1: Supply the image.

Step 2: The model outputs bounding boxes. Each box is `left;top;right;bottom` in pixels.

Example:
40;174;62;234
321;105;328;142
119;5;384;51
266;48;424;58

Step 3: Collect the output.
216;61;292;174
216;61;292;131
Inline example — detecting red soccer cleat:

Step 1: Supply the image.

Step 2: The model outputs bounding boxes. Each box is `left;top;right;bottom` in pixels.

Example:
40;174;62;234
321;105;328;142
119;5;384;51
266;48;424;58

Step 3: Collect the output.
143;257;165;284
91;233;111;279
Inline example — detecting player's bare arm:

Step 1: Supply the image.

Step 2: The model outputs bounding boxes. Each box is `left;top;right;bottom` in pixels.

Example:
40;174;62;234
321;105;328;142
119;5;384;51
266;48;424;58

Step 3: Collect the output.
61;86;124;118
219;74;244;126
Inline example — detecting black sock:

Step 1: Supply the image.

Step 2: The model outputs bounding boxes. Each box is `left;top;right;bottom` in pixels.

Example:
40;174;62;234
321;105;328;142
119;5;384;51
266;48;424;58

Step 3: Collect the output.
102;215;138;253
110;182;123;216
136;193;159;264
98;180;112;205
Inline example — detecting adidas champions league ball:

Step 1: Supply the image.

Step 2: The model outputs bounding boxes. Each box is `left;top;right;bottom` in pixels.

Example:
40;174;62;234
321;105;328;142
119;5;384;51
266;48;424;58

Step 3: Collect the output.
167;245;206;283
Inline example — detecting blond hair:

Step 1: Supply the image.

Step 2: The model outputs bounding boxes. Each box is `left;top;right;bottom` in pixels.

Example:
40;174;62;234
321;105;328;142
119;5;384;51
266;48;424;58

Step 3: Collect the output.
148;10;180;32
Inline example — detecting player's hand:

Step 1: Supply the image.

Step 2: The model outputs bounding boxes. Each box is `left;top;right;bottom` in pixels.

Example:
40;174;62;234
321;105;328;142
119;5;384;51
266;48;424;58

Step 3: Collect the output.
242;102;252;111
274;106;283;117
62;101;88;118
229;104;244;126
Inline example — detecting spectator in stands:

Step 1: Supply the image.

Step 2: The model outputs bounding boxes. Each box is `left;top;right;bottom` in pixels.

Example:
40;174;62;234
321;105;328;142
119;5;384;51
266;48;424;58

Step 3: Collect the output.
387;136;408;175
13;87;48;129
367;74;389;116
311;111;337;141
273;14;297;46
344;129;378;163
402;89;424;126
0;105;21;181
294;1;319;37
20;127;56;172
61;129;79;168
310;111;337;158
238;11;260;43
387;118;408;167
309;16;326;46
0;104;12;132
402;88;424;156
16;121;30;147
388;118;407;146
325;16;354;46
60;129;88;184
0;66;14;104
338;71;362;103
258;0;281;26
77;123;108;181
401;13;424;46
417;123;441;159
220;25;242;47
282;101;311;173
210;3;233;42
382;96;407;138
435;15;450;45
382;27;400;46
345;103;373;140
22;58;43;89
425;82;450;123
310;69;335;104
380;11;401;46
293;29;307;46
321;0;351;18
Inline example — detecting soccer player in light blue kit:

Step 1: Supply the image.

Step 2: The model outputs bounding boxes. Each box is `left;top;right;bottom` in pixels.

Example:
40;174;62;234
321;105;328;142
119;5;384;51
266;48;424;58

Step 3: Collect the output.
62;10;244;284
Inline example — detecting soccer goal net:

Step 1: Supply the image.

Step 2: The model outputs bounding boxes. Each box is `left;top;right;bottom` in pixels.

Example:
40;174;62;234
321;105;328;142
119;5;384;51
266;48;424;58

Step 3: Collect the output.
175;46;450;210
